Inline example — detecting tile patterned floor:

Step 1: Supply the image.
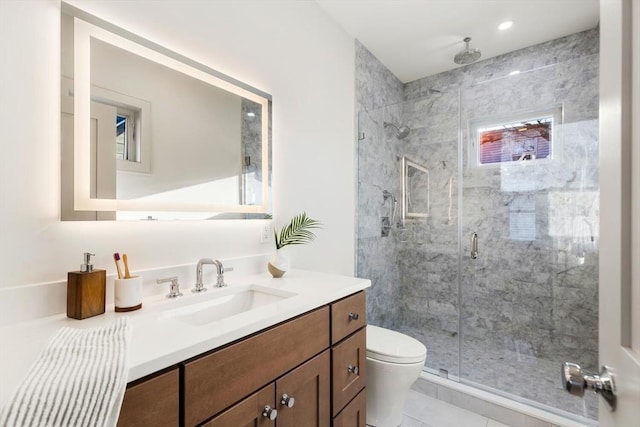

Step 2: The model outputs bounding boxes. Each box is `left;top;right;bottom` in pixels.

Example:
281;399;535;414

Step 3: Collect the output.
400;389;512;427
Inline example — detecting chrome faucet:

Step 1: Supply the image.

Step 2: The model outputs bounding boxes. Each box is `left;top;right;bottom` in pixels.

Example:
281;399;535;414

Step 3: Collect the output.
194;258;232;293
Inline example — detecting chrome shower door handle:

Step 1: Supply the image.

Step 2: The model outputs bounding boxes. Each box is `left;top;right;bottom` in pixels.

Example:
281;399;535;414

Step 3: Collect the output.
561;362;616;411
470;232;478;259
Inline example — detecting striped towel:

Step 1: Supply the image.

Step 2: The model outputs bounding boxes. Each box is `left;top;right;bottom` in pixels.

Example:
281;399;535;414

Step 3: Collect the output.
0;317;131;427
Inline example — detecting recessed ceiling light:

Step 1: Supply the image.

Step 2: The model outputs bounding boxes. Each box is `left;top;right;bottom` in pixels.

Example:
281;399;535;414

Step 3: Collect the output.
498;21;513;31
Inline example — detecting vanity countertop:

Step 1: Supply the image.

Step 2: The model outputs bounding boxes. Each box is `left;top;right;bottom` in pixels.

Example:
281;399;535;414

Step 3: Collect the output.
0;269;370;409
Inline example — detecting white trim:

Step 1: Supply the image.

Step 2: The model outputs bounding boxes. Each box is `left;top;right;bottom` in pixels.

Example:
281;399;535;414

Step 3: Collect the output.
91;85;152;174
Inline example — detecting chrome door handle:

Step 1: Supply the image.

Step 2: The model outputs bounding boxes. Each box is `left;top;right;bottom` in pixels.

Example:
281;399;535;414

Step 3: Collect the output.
561;362;616;411
470;232;478;259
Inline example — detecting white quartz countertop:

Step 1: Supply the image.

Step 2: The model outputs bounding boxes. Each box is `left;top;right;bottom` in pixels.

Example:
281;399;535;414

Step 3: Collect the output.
0;269;370;409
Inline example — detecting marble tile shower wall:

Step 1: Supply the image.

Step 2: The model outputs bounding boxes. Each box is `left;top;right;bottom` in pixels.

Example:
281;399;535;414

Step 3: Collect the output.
355;40;405;328
356;28;599;420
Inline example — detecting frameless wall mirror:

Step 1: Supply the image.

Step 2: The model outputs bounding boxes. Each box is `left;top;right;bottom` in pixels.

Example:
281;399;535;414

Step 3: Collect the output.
60;3;272;220
402;157;429;220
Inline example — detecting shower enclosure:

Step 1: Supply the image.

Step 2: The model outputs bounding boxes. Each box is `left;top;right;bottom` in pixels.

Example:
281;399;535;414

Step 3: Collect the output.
356;30;599;423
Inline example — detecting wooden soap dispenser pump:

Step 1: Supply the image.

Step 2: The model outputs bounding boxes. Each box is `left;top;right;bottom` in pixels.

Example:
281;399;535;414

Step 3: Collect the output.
67;252;106;320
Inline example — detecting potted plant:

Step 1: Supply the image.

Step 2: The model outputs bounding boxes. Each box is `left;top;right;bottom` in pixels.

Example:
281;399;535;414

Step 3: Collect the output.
268;212;322;278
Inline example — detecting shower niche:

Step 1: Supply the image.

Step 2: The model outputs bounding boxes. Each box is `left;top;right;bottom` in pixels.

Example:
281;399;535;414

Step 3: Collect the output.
401;157;429;221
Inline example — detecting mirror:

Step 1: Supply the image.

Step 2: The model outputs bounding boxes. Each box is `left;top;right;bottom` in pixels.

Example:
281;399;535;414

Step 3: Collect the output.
61;4;271;220
402;157;429;220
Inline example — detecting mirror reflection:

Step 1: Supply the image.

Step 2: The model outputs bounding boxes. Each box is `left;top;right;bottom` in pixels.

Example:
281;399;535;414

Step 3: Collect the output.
60;8;271;220
402;157;429;219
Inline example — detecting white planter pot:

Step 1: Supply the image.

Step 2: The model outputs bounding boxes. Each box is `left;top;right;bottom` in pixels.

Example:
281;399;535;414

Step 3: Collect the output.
268;247;291;278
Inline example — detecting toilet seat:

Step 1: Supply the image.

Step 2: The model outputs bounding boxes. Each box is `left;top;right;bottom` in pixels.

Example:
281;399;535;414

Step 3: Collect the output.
366;325;427;364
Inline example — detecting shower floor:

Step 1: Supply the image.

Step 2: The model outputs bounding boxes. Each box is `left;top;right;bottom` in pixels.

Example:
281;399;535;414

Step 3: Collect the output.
395;324;598;422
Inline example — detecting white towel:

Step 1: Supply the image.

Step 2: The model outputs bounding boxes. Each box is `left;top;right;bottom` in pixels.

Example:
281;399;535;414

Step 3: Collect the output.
0;317;131;427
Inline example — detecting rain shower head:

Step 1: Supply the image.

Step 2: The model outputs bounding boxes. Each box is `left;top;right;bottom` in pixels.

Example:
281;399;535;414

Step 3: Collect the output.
454;37;482;65
383;121;411;139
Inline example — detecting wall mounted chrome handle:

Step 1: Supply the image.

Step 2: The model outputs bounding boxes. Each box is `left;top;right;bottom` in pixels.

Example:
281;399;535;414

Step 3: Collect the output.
348;312;359;321
347;364;359;375
561;362;616;411
262;405;277;421
280;393;295;408
470;232;478;259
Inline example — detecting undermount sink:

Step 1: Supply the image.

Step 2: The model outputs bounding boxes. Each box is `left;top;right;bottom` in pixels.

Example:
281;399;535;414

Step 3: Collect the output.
160;285;297;326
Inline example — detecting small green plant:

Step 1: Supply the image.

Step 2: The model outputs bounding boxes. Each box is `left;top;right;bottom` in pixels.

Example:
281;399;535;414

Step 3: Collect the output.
274;212;322;250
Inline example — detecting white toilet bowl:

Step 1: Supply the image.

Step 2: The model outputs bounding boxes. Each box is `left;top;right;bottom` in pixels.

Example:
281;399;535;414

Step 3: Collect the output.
366;325;427;427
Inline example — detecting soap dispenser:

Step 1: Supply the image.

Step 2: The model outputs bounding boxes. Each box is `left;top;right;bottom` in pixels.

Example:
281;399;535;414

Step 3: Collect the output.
67;252;106;320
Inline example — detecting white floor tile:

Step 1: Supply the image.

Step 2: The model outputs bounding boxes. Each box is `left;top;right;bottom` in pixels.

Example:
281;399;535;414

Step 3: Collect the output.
400;414;431;427
403;389;489;427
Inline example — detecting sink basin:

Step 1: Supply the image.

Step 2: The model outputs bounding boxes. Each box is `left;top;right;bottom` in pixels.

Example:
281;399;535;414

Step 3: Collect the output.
159;285;297;326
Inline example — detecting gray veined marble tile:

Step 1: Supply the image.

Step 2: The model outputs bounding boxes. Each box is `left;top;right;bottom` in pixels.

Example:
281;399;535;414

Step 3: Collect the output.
356;27;599;422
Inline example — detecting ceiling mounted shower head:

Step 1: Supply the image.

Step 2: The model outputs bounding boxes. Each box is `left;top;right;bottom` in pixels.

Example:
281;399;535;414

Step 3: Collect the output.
454;37;482;65
383;121;411;140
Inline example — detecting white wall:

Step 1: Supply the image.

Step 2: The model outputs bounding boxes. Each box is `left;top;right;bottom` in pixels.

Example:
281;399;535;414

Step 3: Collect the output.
0;0;355;288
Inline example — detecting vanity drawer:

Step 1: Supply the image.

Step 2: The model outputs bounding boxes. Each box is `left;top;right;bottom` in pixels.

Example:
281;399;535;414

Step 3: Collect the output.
183;306;330;426
331;327;367;416
117;368;179;427
331;291;366;344
332;388;366;427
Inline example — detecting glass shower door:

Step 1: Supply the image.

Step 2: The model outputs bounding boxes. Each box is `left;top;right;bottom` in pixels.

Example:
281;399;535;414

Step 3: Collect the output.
458;56;600;422
356;89;461;379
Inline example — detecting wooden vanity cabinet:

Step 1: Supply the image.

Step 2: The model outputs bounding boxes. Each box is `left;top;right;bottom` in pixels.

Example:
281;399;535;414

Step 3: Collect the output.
116;367;179;427
116;291;367;427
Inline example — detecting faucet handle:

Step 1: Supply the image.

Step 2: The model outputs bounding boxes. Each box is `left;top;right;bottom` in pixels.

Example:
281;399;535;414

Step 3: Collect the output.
157;276;183;299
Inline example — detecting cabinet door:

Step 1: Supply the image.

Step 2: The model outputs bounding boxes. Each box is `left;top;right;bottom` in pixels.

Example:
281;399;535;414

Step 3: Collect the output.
275;350;330;427
117;368;179;427
202;384;276;427
332;389;366;427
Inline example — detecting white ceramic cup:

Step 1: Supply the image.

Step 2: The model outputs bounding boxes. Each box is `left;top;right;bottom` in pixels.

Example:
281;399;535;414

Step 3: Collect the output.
115;275;142;312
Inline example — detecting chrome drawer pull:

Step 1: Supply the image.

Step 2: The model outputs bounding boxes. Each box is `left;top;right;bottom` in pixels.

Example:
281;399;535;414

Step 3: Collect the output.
348;312;359;321
262;405;277;421
280;393;295;408
347;364;359;375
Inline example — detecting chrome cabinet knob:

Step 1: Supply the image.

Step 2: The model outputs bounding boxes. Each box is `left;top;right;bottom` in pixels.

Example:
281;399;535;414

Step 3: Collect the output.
347;364;359;375
561;362;616;410
262;405;277;421
348;312;359;321
280;393;295;408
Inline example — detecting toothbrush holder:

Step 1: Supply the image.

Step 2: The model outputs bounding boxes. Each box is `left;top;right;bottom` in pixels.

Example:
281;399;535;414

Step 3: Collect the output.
114;275;142;312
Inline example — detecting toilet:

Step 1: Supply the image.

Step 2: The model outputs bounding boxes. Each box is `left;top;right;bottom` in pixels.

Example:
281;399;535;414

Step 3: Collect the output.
366;325;427;427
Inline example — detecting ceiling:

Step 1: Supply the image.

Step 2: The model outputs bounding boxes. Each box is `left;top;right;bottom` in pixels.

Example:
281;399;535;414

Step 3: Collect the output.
316;0;600;83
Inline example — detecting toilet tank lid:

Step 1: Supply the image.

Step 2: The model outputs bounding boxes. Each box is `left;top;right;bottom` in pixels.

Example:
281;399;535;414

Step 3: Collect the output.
366;325;427;364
